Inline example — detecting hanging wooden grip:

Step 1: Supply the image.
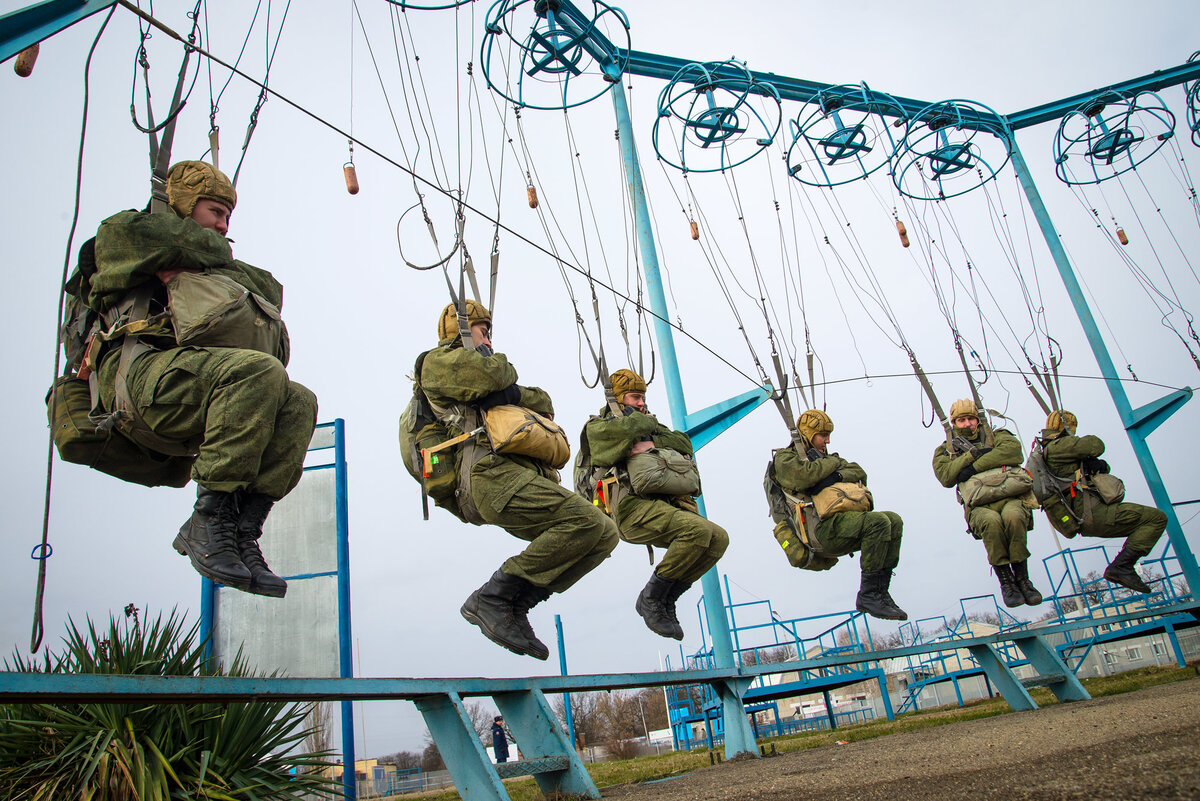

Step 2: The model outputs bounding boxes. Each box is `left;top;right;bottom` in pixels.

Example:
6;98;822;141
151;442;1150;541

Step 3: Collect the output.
690;220;699;240
343;163;359;195
14;44;39;77
896;219;910;248
1116;227;1128;246
527;185;538;208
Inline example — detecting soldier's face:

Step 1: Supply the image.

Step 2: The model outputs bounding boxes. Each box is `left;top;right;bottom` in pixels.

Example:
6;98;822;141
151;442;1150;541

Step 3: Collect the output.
622;391;646;412
470;322;492;350
811;432;830;452
190;199;232;236
953;416;979;436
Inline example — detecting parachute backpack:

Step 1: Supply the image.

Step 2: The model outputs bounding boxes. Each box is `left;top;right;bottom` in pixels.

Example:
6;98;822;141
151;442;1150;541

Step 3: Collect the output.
399;350;469;522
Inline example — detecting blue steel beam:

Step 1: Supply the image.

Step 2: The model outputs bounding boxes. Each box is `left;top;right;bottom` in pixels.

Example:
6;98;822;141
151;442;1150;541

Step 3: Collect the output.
5;602;1193;705
608;68;759;759
683;385;772;451
1008;141;1200;596
1128;388;1193;439
0;0;117;63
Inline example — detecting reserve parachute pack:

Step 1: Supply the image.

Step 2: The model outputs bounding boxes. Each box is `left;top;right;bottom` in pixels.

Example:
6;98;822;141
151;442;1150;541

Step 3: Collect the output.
399;350;468;522
49;237;197;486
1024;438;1075;505
763;454;837;571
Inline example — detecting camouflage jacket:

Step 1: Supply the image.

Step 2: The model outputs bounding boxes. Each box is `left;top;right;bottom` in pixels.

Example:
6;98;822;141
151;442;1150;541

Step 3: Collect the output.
584;406;694;471
772;446;867;495
1039;430;1105;478
932;427;1021;488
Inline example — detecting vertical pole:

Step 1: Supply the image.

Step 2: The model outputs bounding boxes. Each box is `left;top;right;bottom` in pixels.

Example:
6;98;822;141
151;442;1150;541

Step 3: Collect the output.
555;614;576;748
1008;141;1200;594
608;74;756;758
199;577;216;662
334;418;357;800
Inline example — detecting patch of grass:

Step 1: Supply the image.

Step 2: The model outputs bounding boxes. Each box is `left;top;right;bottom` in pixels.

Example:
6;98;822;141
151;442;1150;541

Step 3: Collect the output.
384;662;1199;801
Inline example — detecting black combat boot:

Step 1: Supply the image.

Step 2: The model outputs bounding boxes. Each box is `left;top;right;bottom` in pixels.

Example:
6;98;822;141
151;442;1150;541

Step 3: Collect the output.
856;571;908;621
993;564;1024;608
636;573;683;640
662;579;693;639
461;570;543;659
173;487;252;590
235;492;288;598
1104;547;1152;594
1010;560;1043;606
511;582;552;661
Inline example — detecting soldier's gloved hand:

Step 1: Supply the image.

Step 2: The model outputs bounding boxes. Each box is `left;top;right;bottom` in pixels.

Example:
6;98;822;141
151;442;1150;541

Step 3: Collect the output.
478;383;522;411
810;471;843;493
975;447;993;458
475;343;495;357
621;405;640;417
952;436;980;457
1083;457;1110;474
955;465;977;484
805;448;823;461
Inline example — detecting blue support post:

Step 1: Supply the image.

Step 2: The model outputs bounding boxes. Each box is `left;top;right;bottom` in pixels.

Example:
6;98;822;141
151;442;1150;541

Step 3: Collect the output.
967;643;1037;712
0;0;116;63
608;71;761;759
333;419;356;800
1013;635;1090;704
877;674;895;721
1008;141;1200;596
555;614;575;749
415;692;510;801
494;689;600;799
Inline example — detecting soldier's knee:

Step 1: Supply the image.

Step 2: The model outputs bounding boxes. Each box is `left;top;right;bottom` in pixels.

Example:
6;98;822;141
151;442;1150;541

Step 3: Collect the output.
287;381;319;422
225;350;287;386
596;516;620;554
708;524;730;556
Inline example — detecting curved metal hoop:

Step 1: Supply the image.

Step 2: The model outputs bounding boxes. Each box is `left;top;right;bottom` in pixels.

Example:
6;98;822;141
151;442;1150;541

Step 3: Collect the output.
383;0;477;9
480;0;630;111
1053;90;1176;185
1185;51;1200;148
893;99;1012;200
786;83;905;187
652;60;781;173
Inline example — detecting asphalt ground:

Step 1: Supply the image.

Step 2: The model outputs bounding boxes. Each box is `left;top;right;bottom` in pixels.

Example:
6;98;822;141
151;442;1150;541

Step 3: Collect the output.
600;677;1200;800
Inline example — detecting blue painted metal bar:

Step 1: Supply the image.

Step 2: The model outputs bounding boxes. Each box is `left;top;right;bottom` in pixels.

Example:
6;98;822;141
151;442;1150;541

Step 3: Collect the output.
608;67;759;760
683;385;771;450
494;689;599;799
967;643;1037;711
555;614;575;748
0;0;116;63
1128;388;1193;438
199;577;216;662
1013;635;1090;703
1008;141;1200;595
415;692;510;801
333;419;356;801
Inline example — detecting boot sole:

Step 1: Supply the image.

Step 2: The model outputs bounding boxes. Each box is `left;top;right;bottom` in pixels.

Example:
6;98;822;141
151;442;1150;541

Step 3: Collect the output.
636;597;681;639
461;601;548;660
1104;571;1151;594
856;604;909;621
172;533;253;592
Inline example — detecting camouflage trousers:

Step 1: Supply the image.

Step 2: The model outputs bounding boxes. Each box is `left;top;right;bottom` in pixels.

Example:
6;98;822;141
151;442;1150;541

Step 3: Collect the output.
471;457;619;593
615;497;729;585
967;497;1032;566
122;346;317;499
814;509;903;574
1077;499;1167;555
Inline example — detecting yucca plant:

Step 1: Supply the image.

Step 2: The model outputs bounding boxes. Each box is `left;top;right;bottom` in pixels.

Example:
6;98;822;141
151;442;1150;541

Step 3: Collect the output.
0;608;343;800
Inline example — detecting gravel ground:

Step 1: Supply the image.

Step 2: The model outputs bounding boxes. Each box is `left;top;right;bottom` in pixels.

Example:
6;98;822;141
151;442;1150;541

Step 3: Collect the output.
600;677;1200;801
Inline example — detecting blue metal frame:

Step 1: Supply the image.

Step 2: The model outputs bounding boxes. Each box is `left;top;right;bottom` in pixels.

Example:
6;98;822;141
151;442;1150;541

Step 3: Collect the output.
0;0;116;63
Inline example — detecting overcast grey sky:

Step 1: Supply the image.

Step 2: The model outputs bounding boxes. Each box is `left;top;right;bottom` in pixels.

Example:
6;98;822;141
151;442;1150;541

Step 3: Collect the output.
2;0;1198;756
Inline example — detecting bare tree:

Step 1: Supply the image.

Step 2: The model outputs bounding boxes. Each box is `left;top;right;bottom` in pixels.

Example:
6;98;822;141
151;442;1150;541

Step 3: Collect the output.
421;738;445;771
378;751;422;771
464;700;495;740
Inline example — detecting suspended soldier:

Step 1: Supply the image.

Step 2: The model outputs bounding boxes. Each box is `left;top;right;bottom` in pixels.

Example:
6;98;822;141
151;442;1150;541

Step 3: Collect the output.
932;399;1042;608
51;161;317;597
575;369;728;640
1034;410;1167;593
765;409;907;621
410;301;618;660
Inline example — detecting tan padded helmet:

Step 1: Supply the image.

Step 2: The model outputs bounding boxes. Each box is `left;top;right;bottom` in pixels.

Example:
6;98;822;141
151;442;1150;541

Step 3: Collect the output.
949;398;979;422
437;300;491;340
1045;409;1078;435
166;161;236;219
796;409;834;441
610;369;647;404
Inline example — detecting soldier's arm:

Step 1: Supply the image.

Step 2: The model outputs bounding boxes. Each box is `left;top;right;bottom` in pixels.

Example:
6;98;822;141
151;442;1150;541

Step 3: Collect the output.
838;458;867;485
518;386;555;418
420;347;519;405
652;427;694;458
774;448;839;493
90;211;233;312
586;412;658;469
218;260;284;308
932;443;974;488
972;428;1023;471
1044;434;1105;476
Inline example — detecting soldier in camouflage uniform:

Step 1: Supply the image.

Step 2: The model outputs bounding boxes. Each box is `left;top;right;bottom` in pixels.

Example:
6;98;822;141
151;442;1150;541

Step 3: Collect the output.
1039;410;1166;594
581;369;728;640
418;301;618;660
85;161;317;597
932;399;1041;608
770;409;907;621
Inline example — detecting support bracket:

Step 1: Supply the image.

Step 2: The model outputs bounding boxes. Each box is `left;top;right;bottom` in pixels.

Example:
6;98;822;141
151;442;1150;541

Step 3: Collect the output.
1126;387;1192;438
683;385;772;451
